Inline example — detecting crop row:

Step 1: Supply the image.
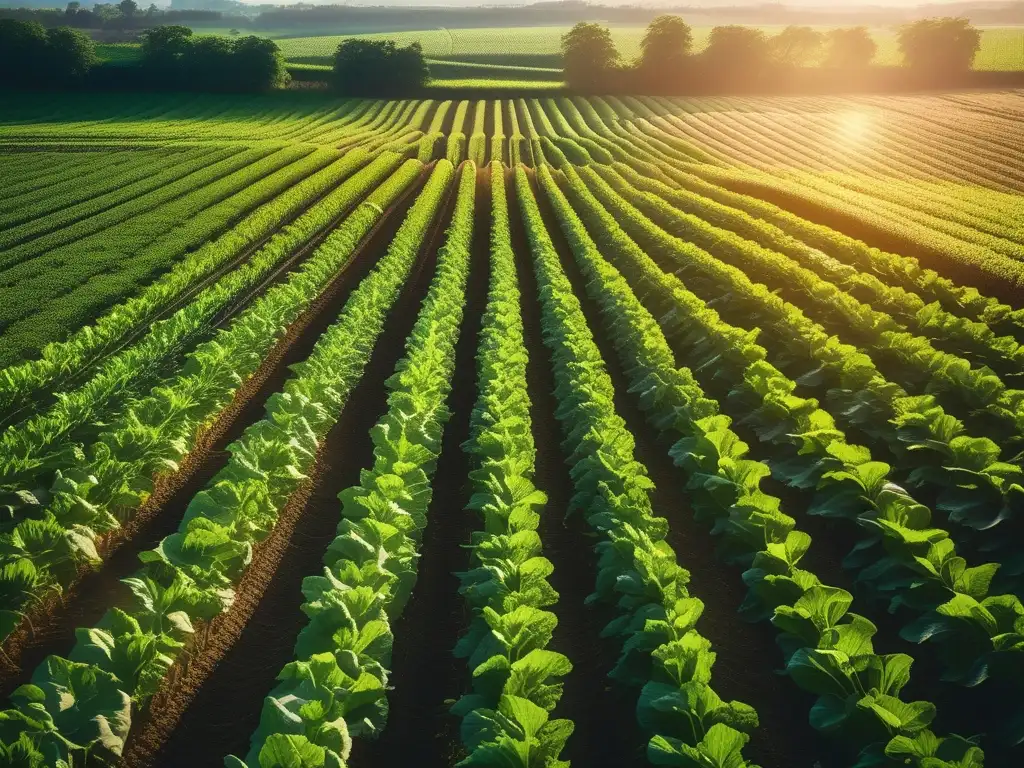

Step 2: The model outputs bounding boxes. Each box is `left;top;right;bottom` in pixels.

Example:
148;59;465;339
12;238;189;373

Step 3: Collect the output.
228;160;468;767
0;159;453;765
534;162;986;765
517;166;759;766
449;162;573;766
0;156;425;646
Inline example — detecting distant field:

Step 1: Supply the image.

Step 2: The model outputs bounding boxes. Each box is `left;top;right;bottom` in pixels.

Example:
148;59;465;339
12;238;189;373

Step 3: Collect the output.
97;25;1024;73
271;24;1024;70
94;24;1024;89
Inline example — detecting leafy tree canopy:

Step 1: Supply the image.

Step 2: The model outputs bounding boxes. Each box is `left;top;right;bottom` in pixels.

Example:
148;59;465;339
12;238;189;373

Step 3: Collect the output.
0;18;96;86
824;26;877;68
640;15;693;71
899;17;981;72
704;25;770;72
561;21;619;88
332;39;429;96
771;25;824;67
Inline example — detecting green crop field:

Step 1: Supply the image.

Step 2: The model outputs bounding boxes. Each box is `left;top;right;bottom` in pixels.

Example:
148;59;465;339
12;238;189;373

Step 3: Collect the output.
271;24;1024;69
0;89;1022;768
95;25;1024;86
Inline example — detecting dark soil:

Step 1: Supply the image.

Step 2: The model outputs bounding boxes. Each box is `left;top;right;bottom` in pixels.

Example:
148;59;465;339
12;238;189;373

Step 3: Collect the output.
348;164;491;768
137;166;455;768
482;101;495;165
0;168;431;708
509;168;648;767
528;168;845;768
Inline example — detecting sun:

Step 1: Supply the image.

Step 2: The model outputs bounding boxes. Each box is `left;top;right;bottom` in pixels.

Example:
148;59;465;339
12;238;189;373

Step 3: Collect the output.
836;109;873;145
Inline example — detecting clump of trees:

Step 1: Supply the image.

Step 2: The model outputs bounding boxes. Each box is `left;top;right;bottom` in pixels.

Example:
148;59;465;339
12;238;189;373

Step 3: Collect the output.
770;26;824;67
0;3;226;32
899;17;981;73
331;39;429;95
562;14;983;92
140;25;289;92
824;27;876;69
561;22;618;91
0;19;96;87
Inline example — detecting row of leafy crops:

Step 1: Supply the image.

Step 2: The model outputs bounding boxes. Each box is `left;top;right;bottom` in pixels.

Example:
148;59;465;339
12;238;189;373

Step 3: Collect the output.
449;162;574;765
0;159;451;764
229;159;470;767
0;155;423;643
0;90;1023;767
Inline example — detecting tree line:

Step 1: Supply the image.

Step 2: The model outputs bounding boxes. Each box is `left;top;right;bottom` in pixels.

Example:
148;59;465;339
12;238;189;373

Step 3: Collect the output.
0;19;288;91
0;19;419;94
0;3;222;31
563;15;984;92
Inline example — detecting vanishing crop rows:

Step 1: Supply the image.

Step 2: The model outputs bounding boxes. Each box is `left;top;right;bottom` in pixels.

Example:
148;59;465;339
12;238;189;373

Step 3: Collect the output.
0;91;1020;767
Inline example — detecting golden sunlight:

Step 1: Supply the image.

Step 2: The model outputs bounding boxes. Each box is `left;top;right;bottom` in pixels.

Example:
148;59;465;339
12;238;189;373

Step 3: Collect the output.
835;109;874;146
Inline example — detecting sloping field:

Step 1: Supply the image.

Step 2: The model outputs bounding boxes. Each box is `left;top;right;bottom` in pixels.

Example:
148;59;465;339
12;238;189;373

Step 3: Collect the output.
0;90;1022;768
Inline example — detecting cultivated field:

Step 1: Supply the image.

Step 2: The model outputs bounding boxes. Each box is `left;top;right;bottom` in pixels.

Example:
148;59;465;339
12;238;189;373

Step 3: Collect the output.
270;24;1024;70
0;91;1022;768
95;25;1024;87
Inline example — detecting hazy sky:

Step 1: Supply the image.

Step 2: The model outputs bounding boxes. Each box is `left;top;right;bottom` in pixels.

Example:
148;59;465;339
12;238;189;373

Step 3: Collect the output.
249;1;1001;6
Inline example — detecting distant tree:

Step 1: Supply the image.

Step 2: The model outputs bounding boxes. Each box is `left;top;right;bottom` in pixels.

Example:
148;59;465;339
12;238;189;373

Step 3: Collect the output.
561;21;618;89
0;19;49;81
898;17;981;72
824;26;876;68
118;0;137;18
0;19;95;87
44;26;96;81
639;15;692;71
703;25;770;74
332;39;429;95
65;2;80;16
186;34;234;87
230;35;289;91
146;4;158;17
228;27;240;36
140;23;192;82
770;25;824;67
91;3;121;22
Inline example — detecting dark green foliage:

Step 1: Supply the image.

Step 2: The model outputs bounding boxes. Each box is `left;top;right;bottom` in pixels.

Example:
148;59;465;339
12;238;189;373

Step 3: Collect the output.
561;21;619;90
639;15;693;72
899;17;982;72
0;19;96;87
139;25;288;92
331;39;429;95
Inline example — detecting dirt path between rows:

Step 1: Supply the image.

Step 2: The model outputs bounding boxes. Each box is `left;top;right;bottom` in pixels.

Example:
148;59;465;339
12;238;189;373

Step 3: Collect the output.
529;167;842;768
0;170;432;701
348;164;491;768
509;168;647;767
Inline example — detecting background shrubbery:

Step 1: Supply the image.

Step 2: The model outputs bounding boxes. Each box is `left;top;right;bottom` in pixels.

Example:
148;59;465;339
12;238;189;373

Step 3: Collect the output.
562;14;985;93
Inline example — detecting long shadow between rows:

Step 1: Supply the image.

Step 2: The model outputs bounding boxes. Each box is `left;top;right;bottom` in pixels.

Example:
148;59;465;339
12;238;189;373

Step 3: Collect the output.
530;168;843;768
509;169;647;768
348;164;492;768
140;168;455;767
0;169;436;706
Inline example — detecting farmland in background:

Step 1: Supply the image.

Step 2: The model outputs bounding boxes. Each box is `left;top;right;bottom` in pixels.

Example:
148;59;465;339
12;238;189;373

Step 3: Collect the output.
0;90;1022;767
95;24;1024;88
